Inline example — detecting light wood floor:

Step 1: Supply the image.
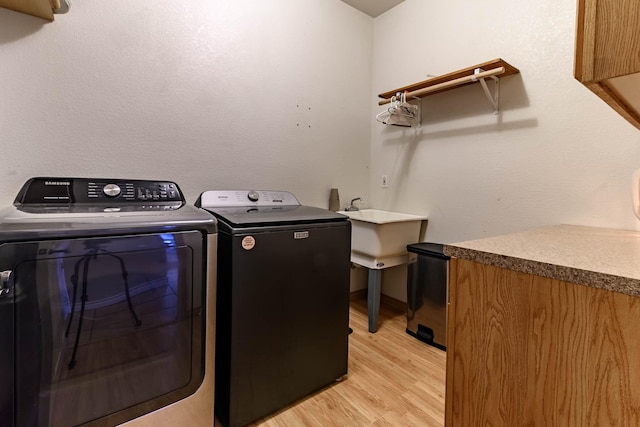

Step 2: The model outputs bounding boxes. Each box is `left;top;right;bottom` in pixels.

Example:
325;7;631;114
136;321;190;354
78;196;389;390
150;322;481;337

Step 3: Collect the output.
250;297;447;426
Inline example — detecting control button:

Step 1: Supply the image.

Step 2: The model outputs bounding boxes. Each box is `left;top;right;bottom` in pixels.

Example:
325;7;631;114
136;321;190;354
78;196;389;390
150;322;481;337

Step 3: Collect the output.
103;184;121;198
247;190;260;202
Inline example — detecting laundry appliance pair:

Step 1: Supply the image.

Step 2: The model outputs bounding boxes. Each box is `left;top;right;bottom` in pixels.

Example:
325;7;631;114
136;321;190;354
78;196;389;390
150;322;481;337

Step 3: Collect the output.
1;179;351;427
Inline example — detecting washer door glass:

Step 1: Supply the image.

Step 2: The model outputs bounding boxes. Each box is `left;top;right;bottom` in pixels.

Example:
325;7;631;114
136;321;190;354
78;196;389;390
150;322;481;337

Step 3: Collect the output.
1;231;204;427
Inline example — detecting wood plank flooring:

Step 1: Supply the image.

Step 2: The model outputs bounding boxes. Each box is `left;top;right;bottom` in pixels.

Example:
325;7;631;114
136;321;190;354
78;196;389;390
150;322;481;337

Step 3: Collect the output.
250;297;446;426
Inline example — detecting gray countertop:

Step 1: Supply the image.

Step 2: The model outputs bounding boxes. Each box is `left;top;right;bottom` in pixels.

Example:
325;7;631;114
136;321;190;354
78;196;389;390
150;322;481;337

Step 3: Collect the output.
443;224;640;297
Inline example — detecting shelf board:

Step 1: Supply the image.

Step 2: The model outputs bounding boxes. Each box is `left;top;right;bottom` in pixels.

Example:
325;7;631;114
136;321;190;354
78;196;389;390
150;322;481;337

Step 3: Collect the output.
0;0;57;20
377;58;520;103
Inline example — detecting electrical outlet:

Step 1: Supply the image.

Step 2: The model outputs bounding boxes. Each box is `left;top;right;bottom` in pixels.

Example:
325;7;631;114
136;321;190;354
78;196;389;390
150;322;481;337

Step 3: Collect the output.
381;175;389;188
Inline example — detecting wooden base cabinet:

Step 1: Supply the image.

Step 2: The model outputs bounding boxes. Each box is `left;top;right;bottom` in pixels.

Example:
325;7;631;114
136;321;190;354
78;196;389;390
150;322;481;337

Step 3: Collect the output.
445;258;640;426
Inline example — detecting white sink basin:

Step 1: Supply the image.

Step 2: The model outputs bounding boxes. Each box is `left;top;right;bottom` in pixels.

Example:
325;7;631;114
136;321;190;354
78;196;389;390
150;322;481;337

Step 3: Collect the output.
338;209;427;259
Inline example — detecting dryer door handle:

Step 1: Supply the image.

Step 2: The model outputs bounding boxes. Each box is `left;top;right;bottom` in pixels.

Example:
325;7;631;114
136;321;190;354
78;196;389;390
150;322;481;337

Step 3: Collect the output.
0;270;13;298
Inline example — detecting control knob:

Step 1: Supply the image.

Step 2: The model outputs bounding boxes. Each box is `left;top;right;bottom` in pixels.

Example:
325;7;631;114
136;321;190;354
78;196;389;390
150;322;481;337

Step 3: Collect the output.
103;183;121;198
247;190;259;202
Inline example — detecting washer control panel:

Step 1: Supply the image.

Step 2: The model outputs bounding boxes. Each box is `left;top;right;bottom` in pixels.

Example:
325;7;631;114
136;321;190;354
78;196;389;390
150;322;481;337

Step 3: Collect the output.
198;190;300;208
14;177;185;207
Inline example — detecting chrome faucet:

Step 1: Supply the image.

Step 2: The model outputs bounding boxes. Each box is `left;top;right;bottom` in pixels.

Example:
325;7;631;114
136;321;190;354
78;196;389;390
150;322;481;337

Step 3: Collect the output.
345;197;361;211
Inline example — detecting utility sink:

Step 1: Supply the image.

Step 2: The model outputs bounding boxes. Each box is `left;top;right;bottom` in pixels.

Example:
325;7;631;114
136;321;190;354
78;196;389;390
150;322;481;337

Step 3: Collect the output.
338;209;427;259
339;209;427;333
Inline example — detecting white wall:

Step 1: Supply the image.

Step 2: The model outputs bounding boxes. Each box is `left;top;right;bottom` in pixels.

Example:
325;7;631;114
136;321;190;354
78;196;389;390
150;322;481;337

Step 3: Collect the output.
0;0;372;209
370;0;640;300
4;0;640;301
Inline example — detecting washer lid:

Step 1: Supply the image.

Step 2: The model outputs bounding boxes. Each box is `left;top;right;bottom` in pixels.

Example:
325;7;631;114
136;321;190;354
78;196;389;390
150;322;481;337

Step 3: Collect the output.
204;205;347;227
0;204;217;240
197;190;347;226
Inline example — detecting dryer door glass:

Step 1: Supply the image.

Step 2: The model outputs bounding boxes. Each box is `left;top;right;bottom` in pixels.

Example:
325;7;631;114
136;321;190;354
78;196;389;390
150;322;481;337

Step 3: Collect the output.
1;231;205;427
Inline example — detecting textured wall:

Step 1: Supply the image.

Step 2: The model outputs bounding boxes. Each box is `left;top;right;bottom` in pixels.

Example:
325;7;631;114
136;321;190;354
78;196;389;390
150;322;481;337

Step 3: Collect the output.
4;0;640;301
370;0;640;300
0;0;372;208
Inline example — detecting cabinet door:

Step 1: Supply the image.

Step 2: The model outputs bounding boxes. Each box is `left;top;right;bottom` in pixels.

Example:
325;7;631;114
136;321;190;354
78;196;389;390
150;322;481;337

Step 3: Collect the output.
575;0;640;82
445;258;640;426
575;0;640;129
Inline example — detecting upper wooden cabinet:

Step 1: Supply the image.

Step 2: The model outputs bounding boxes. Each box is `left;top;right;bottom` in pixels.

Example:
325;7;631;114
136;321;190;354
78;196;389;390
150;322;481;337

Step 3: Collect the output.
0;0;61;21
575;0;640;129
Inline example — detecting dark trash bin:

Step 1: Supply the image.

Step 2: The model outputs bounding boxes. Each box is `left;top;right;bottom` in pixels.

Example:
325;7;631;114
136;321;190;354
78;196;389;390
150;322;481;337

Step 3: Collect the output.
406;243;449;351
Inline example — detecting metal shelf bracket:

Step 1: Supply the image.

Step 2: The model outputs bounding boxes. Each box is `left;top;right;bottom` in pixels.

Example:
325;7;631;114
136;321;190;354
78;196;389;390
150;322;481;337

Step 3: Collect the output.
472;68;500;114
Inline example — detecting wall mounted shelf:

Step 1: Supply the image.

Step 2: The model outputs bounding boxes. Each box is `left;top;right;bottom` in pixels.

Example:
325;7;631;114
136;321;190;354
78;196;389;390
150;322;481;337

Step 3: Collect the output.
0;0;69;21
377;58;520;114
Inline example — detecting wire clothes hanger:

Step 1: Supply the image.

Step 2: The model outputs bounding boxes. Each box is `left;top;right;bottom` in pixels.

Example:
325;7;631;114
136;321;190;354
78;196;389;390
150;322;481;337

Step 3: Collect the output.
376;91;421;127
64;240;142;369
